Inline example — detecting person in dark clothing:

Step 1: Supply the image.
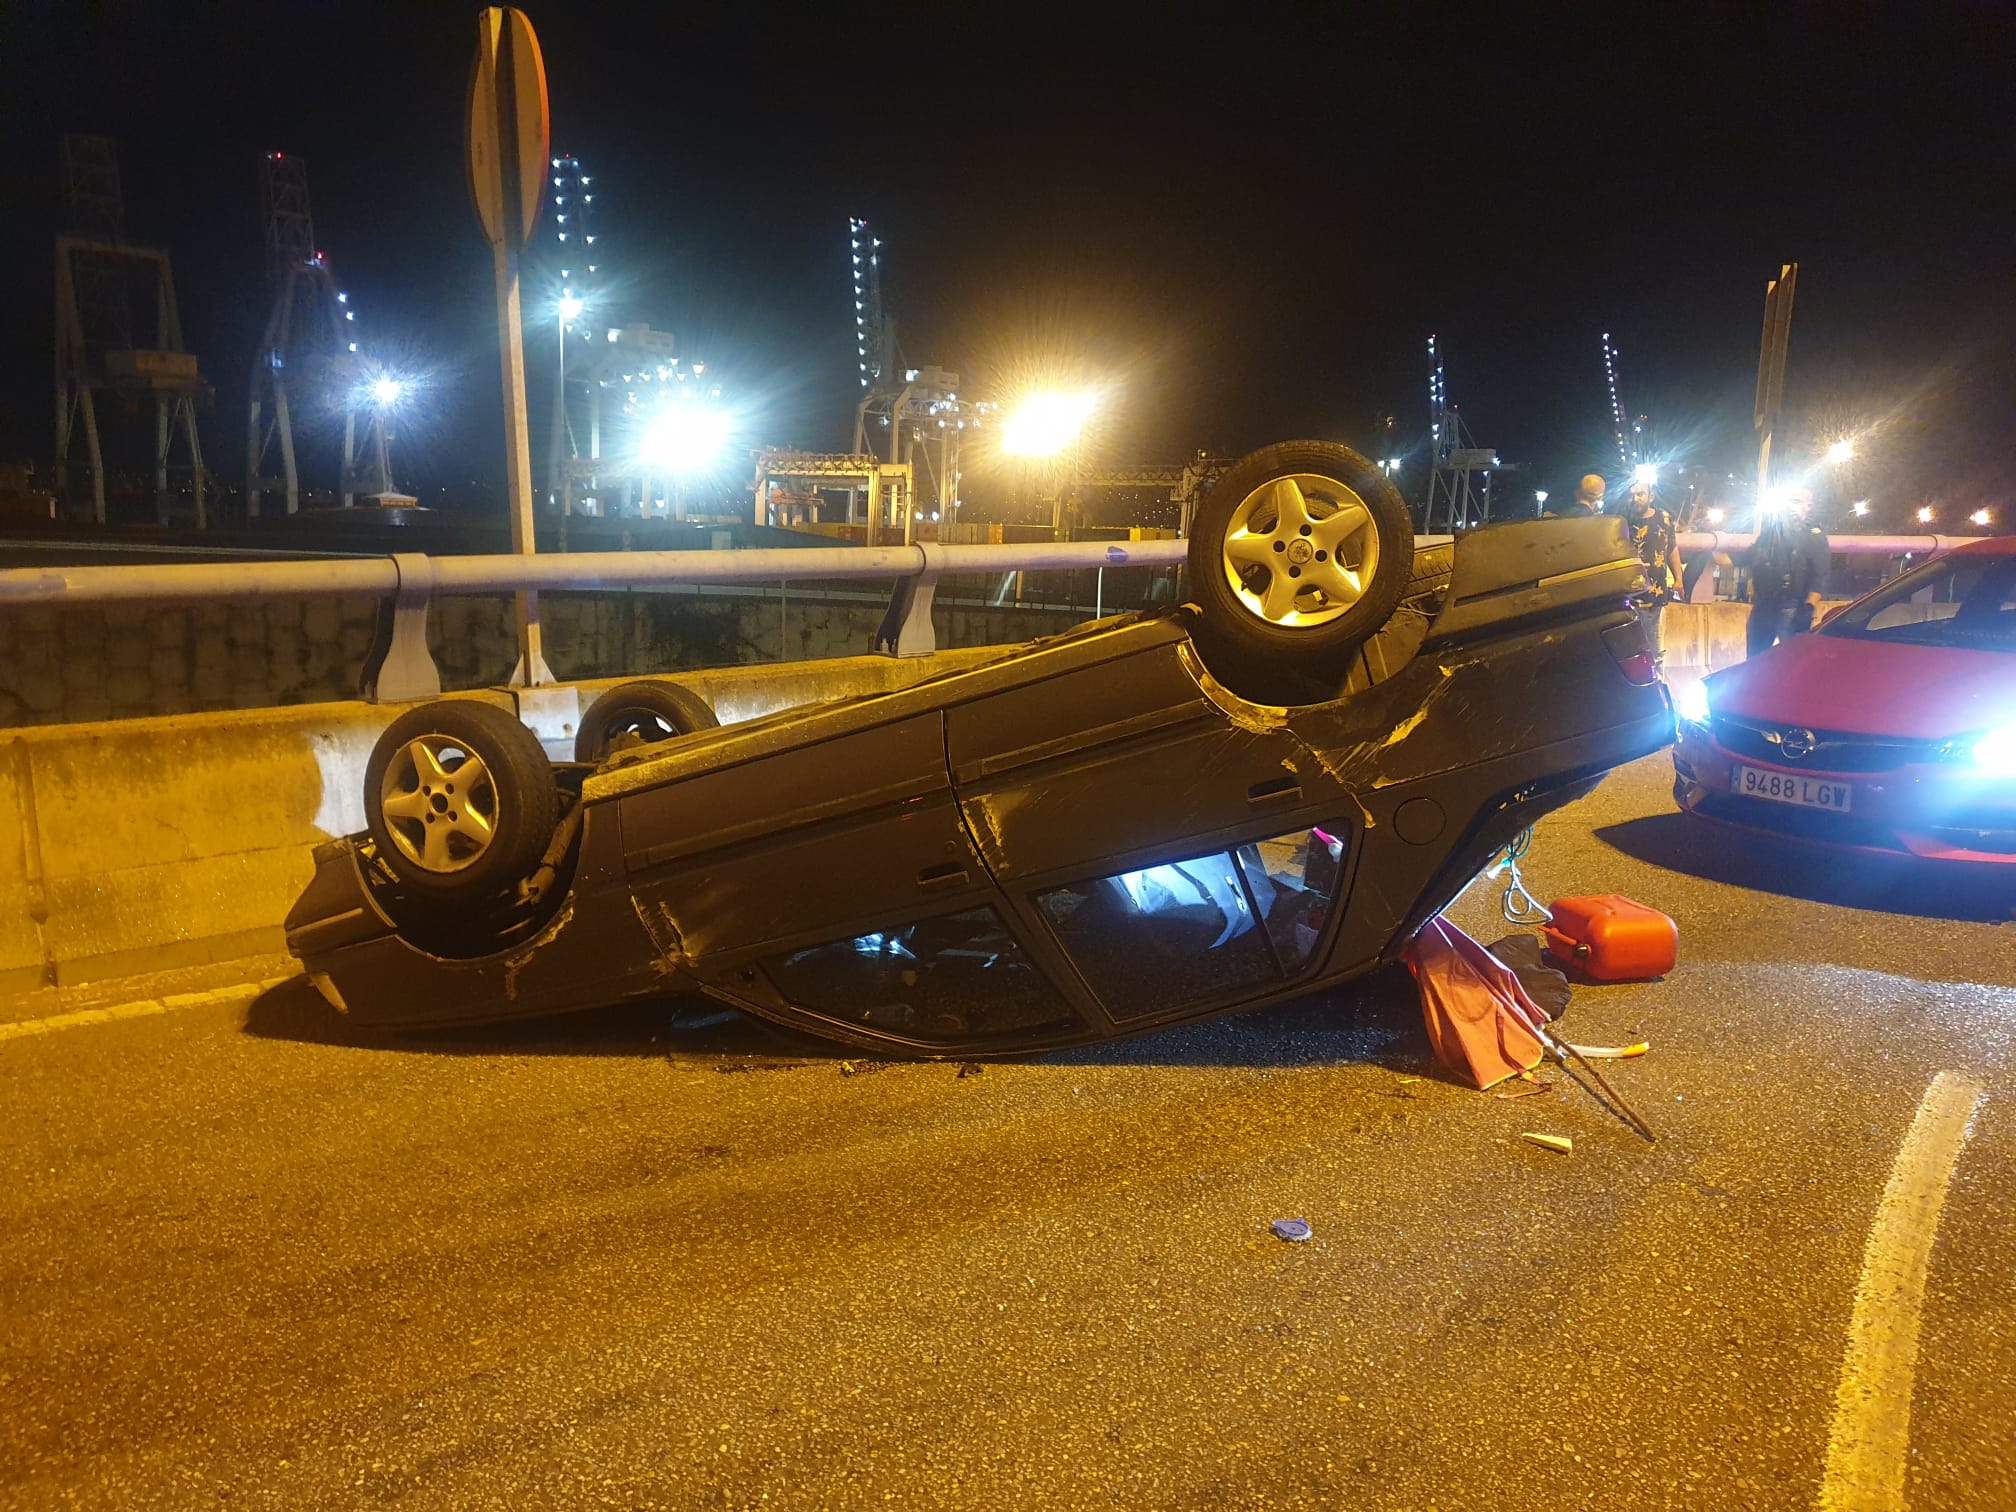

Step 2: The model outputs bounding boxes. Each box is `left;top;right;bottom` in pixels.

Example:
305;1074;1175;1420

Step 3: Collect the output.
1624;482;1683;656
1544;473;1606;520
1743;487;1831;656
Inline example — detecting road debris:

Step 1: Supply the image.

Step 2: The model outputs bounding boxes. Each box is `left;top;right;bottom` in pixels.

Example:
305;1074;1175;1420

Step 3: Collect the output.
1270;1218;1314;1243
1495;1078;1553;1101
957;1062;985;1079
1568;1042;1650;1059
1522;1134;1574;1155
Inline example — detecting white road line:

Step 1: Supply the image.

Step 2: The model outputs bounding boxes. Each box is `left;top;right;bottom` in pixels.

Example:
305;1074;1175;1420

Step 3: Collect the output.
0;981;281;1043
1818;1070;1987;1512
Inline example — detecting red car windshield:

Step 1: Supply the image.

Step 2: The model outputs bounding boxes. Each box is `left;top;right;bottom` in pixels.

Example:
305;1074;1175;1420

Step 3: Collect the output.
1825;552;2016;652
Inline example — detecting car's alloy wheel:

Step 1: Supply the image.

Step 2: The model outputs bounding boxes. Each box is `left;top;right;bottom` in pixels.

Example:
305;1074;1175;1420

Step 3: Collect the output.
364;700;558;900
1221;472;1383;627
1186;440;1414;703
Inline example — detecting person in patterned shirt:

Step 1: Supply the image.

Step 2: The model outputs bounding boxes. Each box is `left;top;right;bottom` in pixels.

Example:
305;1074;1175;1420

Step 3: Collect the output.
1625;481;1682;656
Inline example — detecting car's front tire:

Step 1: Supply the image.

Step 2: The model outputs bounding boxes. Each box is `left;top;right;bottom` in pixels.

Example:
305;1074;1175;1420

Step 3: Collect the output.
1186;440;1414;703
364;700;559;901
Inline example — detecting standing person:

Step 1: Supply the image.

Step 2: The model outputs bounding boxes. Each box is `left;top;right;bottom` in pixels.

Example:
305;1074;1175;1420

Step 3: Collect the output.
1743;486;1830;656
1545;474;1606;519
1785;488;1832;631
1624;480;1683;655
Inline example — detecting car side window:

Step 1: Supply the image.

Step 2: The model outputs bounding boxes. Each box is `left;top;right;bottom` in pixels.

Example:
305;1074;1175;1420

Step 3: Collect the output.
764;907;1075;1045
1036;825;1348;1021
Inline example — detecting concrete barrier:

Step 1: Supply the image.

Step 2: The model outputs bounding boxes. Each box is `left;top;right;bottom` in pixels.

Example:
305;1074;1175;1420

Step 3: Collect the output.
1658;599;1847;672
0;649;1009;995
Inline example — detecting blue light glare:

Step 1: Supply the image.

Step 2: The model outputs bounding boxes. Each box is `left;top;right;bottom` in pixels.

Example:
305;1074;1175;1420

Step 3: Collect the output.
1674;679;1711;726
1972;723;2016;774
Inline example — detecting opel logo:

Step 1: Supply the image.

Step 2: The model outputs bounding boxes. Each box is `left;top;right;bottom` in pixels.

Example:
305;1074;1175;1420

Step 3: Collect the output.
1778;727;1817;761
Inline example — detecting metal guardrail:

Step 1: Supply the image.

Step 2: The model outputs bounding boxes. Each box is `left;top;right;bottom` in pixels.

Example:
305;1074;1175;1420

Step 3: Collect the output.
0;539;1191;703
1675;532;1982;555
0;531;1982;705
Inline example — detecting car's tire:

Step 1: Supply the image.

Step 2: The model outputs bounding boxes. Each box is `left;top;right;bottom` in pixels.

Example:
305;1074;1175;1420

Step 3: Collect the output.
573;679;720;763
364;700;559;901
1187;440;1414;702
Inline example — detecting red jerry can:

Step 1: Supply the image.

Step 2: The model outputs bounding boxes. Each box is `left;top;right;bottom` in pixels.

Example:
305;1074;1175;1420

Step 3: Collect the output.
1541;895;1678;981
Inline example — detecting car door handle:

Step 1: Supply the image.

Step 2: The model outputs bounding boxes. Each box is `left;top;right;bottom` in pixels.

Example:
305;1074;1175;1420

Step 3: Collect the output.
916;862;970;892
1247;776;1302;805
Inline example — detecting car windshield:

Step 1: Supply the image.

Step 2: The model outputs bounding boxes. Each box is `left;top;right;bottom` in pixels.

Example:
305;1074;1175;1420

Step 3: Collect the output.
1824;552;2016;652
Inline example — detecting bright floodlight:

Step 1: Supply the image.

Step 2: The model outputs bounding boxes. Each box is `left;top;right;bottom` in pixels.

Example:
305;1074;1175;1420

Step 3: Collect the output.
1757;485;1789;515
640;405;731;474
1534;490;1549;505
1706;508;1727;525
1001;391;1099;458
1852;499;1871;517
1633;463;1659;486
370;377;404;406
558;294;585;323
1917;506;1936;524
1971;508;1992;526
1825;438;1855;466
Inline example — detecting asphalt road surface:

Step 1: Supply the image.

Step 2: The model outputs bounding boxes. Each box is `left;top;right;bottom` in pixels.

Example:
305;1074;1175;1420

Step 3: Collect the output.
4;753;2013;1510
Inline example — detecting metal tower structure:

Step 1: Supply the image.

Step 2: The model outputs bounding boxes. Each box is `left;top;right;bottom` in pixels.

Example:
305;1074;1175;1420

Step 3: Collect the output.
53;134;209;525
1601;331;1649;473
849;216;888;394
1419;333;1512;533
844;218;978;530
245;151;384;515
545;151;603;502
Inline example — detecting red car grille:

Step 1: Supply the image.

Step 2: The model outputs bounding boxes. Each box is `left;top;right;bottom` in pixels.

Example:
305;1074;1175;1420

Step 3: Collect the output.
1709;714;1933;774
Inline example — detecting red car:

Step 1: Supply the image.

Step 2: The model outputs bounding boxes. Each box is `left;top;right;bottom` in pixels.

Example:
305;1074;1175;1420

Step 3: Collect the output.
1673;536;2016;863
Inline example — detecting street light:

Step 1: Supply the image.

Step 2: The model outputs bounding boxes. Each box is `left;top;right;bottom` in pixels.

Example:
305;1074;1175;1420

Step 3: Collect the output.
1824;438;1855;466
639;401;732;520
1706;508;1727;526
639;403;731;476
1917;505;1936;524
347;372;407;502
1852;500;1870;517
1971;508;1993;527
1534;490;1549;507
1001;390;1099;457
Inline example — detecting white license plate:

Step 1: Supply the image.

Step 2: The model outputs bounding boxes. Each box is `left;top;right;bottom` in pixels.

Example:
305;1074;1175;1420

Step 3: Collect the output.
1731;764;1853;812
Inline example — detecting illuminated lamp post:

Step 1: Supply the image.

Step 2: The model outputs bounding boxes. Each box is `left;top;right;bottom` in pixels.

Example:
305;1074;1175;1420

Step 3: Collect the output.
639;401;731;521
1002;390;1101;535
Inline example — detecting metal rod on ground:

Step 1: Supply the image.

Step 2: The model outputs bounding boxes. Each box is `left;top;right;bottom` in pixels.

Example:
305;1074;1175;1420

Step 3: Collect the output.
1539;1024;1658;1142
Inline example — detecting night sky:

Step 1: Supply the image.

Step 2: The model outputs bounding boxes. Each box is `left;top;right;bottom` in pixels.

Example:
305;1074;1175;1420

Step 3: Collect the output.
3;2;2011;525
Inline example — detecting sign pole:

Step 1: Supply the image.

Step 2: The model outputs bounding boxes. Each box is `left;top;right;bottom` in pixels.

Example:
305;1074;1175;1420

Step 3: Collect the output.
493;238;550;683
467;6;555;686
1754;261;1798;505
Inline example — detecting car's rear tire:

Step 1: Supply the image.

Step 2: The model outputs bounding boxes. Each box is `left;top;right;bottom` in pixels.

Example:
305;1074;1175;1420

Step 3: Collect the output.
364;700;559;901
1186;440;1414;703
574;679;720;763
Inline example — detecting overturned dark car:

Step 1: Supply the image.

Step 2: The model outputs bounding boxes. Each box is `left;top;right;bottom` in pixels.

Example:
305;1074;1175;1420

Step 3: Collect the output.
287;442;1671;1055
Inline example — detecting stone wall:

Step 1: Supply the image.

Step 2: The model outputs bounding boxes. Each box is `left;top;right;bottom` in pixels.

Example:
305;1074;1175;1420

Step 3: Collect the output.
0;590;1083;730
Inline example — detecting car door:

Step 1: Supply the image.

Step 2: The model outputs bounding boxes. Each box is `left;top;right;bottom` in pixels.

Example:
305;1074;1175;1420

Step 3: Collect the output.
945;639;1364;1027
616;709;1084;1050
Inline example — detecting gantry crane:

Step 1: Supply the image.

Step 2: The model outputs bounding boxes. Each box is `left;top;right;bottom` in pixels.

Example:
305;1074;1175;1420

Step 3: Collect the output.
244;151;395;515
53;134;209;525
